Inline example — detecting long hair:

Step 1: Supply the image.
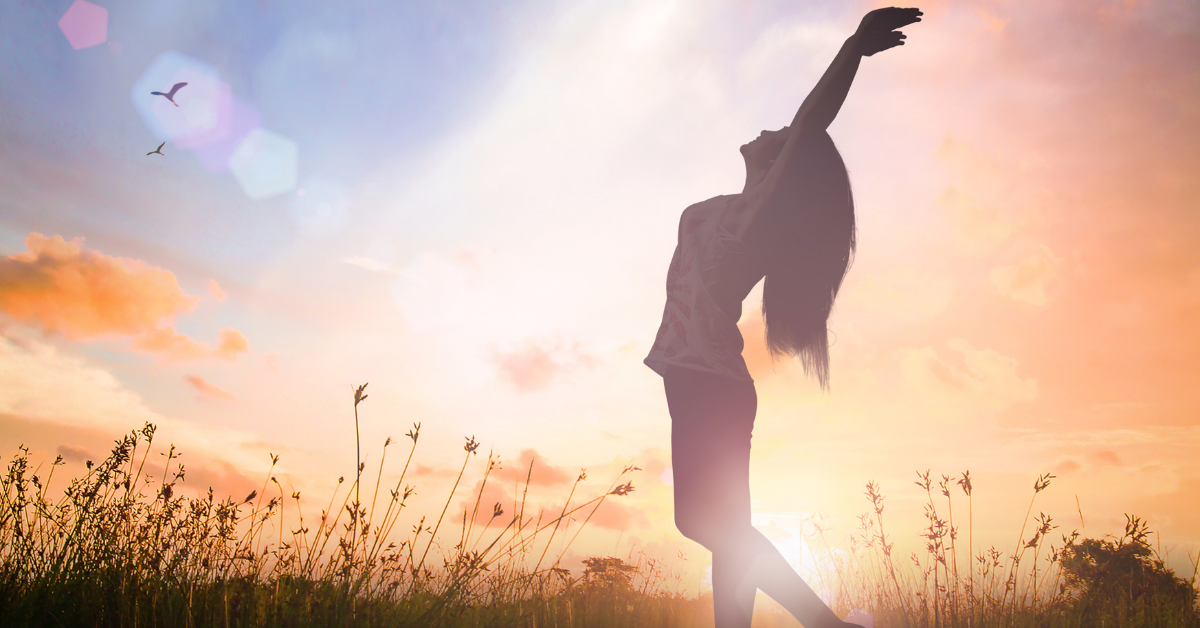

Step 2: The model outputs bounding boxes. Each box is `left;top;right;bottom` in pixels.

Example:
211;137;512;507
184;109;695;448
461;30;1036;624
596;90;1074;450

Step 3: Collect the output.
759;130;856;391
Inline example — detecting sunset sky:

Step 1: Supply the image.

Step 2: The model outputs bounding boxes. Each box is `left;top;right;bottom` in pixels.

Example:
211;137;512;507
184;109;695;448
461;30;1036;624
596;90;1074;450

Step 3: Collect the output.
2;0;1198;591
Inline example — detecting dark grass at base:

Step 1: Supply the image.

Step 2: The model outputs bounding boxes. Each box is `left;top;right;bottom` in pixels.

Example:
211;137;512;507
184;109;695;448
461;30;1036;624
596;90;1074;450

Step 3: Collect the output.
0;576;715;628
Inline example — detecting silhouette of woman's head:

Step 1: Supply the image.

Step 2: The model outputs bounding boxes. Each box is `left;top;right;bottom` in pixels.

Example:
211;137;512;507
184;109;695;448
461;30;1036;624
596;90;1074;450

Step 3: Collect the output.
753;130;856;390
740;128;789;190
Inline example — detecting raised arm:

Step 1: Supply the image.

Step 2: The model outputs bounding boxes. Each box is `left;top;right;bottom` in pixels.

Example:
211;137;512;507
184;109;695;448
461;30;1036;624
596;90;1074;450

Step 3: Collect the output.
744;8;922;213
793;8;922;136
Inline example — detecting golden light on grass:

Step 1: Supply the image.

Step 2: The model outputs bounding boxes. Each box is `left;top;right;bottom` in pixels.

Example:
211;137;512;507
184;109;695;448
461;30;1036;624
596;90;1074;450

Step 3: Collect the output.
0;383;1195;626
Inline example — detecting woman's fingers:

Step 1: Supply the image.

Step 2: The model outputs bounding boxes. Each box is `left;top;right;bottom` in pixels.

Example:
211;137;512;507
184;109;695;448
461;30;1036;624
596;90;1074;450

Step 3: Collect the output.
861;7;923;33
859;30;907;56
879;9;922;31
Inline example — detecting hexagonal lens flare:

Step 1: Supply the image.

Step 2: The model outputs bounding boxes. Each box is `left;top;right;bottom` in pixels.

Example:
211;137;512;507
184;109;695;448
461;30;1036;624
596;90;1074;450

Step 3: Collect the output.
190;98;262;173
131;52;226;146
58;0;108;50
228;129;299;200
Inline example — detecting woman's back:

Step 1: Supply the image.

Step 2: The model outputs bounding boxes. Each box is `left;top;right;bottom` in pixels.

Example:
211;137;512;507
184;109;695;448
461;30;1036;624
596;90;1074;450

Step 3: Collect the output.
644;196;765;381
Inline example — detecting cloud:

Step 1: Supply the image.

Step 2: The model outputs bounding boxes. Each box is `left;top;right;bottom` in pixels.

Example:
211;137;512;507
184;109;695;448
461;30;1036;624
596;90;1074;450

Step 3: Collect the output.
589;499;650;532
389;251;483;333
412;464;458;479
0;233;249;360
2;411;263;502
900;339;1038;414
216;328;249;358
989;243;1061;305
55;444;93;463
0;336;274;477
460;478;517;528
490;338;598;392
846;264;955;323
184;375;234;400
934;137;1044;255
737;20;846;85
492;448;573;487
130;326;249;361
208;279;226;301
180;459;259;500
0;324;33;352
0;233;196;338
343;256;399;274
974;7;1010;34
1054;459;1080;474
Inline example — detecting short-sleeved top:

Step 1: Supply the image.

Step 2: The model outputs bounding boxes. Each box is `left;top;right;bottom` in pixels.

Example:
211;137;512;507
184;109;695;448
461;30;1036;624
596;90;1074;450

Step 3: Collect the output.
644;195;766;382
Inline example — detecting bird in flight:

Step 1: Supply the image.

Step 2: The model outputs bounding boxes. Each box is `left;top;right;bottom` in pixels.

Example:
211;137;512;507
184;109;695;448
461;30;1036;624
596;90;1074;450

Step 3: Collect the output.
150;82;188;107
147;142;165;156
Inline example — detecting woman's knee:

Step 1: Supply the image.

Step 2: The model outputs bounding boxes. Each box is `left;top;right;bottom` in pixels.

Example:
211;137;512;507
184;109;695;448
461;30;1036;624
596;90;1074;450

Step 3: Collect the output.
675;509;734;551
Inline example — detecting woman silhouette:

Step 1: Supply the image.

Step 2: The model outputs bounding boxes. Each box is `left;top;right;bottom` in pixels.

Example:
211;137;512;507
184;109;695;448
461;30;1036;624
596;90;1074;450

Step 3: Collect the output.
644;8;921;628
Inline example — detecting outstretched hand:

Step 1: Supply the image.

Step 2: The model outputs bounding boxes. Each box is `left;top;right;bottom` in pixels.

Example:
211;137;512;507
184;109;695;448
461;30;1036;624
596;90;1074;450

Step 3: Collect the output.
855;7;922;56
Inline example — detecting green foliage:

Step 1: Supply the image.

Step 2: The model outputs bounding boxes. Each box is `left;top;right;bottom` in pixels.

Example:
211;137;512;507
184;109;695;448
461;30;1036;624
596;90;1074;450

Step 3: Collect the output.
822;472;1200;628
1059;515;1199;626
582;557;638;591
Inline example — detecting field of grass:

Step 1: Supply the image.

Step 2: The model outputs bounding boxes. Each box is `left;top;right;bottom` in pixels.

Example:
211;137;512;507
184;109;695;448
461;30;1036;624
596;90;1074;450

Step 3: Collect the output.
2;384;1197;627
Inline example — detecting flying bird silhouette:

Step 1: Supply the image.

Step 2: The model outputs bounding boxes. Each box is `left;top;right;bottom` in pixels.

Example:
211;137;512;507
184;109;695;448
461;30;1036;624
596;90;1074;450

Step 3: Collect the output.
147;142;165;156
150;82;188;107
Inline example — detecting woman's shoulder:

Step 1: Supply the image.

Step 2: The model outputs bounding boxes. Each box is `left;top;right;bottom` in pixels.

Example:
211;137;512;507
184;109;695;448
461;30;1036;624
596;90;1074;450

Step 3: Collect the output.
681;194;742;225
685;194;739;212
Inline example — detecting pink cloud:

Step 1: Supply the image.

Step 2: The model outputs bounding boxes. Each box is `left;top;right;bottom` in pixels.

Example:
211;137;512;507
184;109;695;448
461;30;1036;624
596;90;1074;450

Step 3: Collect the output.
179;459;259;501
1054;459;1081;475
492;448;573;487
459;479;518;529
490;338;599;392
588;499;649;532
412;464;458;479
184;375;234;400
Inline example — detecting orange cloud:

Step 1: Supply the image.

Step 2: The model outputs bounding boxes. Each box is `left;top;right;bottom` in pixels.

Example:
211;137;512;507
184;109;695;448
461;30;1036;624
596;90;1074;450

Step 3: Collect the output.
0;234;249;360
490;338;598;392
216;328;249;358
208;279;226;301
184;375;234;400
0;233;196;337
130;326;249;361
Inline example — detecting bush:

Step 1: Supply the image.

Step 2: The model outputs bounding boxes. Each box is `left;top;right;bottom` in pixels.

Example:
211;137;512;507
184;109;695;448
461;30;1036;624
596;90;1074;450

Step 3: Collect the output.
1060;514;1199;626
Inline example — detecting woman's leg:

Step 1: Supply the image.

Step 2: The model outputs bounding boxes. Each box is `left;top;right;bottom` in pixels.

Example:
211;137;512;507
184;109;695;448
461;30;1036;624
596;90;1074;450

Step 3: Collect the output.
665;368;851;628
